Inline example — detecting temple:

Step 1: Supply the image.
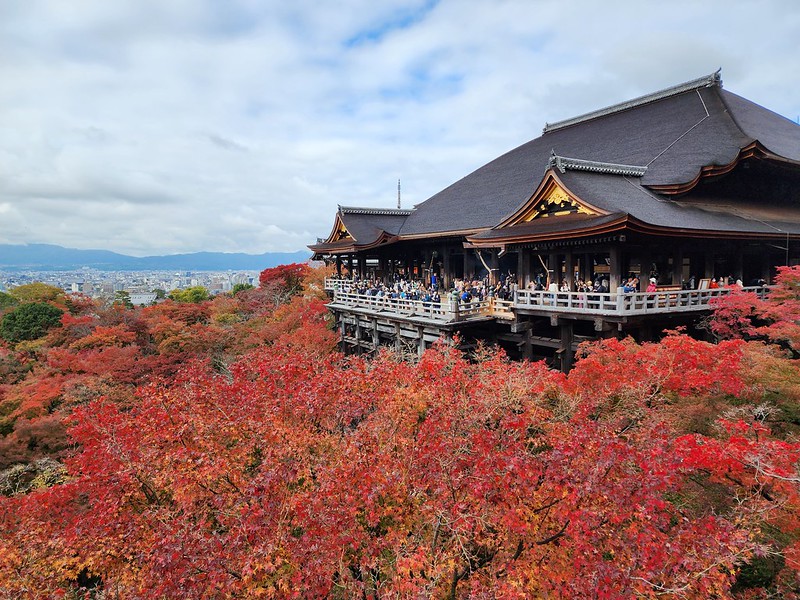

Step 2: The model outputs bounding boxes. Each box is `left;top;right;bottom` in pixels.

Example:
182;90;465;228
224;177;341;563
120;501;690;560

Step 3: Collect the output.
310;71;800;370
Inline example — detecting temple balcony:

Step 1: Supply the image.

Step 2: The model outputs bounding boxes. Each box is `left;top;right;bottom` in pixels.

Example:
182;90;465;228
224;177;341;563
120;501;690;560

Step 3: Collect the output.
326;290;510;325
512;287;769;317
324;278;769;322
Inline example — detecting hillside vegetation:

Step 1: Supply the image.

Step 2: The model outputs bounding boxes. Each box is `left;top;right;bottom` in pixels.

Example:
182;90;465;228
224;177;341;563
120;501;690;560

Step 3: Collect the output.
1;265;799;598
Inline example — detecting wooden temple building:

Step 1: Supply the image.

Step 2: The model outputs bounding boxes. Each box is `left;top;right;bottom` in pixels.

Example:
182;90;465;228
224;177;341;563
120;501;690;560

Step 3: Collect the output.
310;71;800;370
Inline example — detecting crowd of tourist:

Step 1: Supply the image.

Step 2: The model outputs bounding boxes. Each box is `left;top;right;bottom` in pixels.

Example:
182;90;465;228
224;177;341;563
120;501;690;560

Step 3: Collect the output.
525;273;611;294
333;272;521;308
332;270;761;308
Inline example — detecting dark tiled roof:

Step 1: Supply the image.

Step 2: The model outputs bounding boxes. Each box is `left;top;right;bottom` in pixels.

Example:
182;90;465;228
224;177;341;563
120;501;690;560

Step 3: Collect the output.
542;71;722;133
309;207;408;254
398;72;800;237
339;209;407;244
721;89;800;160
314;72;800;248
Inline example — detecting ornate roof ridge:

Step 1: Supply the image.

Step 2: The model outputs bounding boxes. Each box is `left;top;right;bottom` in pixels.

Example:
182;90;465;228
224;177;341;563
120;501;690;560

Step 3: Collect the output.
543;70;722;134
547;152;648;177
338;205;413;216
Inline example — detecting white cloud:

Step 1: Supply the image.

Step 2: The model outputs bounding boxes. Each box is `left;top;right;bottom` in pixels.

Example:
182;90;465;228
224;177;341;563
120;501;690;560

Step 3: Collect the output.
0;0;798;256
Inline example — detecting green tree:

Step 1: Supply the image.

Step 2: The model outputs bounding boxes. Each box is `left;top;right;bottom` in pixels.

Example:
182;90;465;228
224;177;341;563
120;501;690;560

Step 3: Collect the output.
113;291;133;309
0;292;19;312
168;286;210;304
231;283;254;295
8;283;65;304
0;303;64;344
152;288;167;300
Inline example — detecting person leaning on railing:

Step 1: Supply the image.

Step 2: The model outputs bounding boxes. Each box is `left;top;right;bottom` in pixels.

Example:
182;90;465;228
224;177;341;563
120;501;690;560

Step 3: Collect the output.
622;277;639;293
645;277;657;308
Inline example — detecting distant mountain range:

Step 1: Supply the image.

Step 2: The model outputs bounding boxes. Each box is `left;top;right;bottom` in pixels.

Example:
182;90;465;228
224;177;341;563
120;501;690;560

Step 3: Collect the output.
0;244;311;272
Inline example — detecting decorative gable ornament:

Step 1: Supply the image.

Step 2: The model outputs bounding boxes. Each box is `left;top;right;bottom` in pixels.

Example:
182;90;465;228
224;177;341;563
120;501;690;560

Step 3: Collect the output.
523;184;598;220
504;171;605;226
333;219;353;242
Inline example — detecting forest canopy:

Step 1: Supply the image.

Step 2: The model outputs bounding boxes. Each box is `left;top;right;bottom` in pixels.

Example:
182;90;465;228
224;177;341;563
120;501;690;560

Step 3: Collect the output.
0;265;799;598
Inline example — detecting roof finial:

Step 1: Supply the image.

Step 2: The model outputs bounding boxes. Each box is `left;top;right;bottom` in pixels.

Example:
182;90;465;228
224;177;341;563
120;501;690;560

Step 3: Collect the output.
397;178;401;209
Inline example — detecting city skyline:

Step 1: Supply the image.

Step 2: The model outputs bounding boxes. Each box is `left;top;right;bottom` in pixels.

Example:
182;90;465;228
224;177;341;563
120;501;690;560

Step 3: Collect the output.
2;0;799;256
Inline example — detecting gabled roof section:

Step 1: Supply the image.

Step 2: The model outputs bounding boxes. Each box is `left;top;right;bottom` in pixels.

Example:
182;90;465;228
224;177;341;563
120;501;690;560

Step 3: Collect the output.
308;205;412;255
543;70;722;134
321;212;353;245
498;170;609;227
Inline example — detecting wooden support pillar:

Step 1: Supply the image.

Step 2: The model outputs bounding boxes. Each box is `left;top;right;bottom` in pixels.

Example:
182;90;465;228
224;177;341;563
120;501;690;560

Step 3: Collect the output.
581;252;592;284
704;251;715;281
372;319;379;352
733;248;744;281
490;249;500;285
417;327;426;358
378;257;387;283
548;252;558;287
609;247;621;291
564;251;574;288
348;255;354;278
523;327;533;361
559;319;574;373
463;251;470;281
760;248;771;282
671;247;683;286
517;249;527;288
339;315;347;353
358;256;366;280
394;323;402;353
639;247;651;291
335;255;342;277
442;248;451;290
354;319;362;356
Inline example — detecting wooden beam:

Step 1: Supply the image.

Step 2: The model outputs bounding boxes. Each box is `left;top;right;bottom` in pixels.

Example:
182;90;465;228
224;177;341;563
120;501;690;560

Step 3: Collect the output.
510;320;533;333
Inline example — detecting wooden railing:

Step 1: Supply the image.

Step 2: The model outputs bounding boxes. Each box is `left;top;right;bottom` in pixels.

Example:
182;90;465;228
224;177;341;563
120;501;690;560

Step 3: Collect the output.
513;286;769;316
492;298;516;320
329;290;493;323
326;278;770;321
324;277;354;291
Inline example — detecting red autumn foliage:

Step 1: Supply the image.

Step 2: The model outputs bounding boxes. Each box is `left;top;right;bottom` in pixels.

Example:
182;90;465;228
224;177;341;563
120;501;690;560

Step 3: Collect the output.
1;265;799;598
711;265;800;355
258;263;311;305
0;267;330;470
259;262;310;289
2;336;799;598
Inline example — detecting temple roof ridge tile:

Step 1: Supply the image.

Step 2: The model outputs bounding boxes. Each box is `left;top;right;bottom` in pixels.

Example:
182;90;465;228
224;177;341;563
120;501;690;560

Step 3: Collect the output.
338;205;414;216
543;70;722;134
547;152;648;177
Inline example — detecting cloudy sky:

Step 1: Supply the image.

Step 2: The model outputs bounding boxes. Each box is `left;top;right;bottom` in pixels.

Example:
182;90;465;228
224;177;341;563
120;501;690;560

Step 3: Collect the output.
1;0;798;256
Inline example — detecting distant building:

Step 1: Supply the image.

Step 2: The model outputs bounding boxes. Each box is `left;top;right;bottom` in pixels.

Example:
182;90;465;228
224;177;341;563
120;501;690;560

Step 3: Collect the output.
129;293;157;306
